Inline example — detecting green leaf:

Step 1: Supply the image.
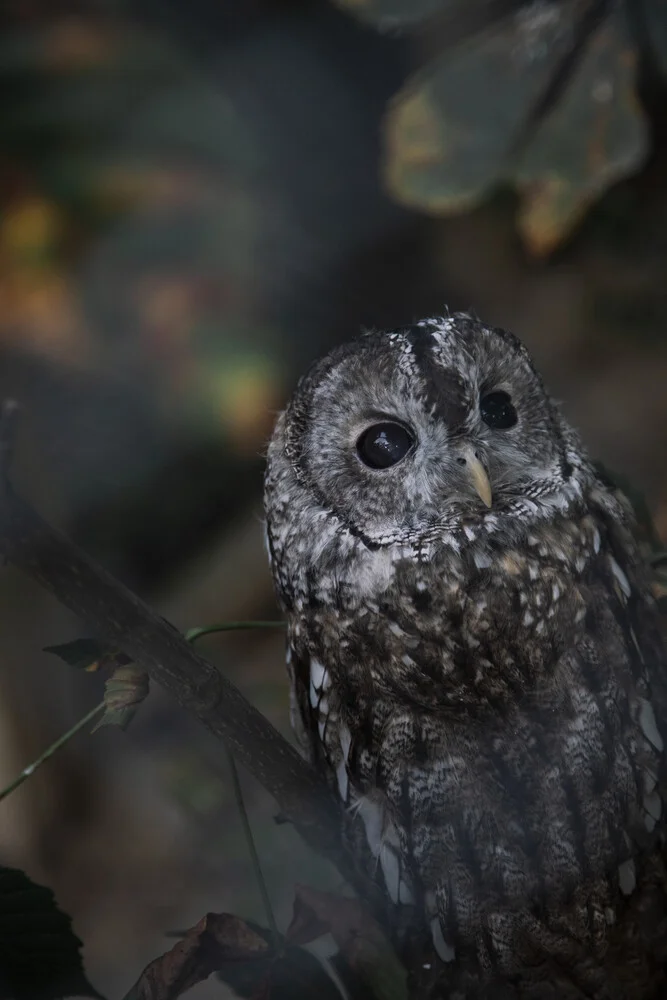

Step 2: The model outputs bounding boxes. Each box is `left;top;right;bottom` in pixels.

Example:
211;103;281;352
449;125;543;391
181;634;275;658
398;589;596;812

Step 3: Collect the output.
44;639;130;673
379;0;650;253
514;3;648;254
0;866;102;1000
383;1;578;214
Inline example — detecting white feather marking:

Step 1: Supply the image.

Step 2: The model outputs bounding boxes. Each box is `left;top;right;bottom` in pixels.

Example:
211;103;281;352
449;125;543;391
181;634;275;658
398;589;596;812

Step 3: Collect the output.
592;527;601;553
643;765;658;795
630;627;644;662
399;878;415;904
618;858;636;896
473;551;492;569
339;722;352;764
644;788;662;824
336;759;349;802
638;697;664;752
310;658;327;691
317;697;329;741
430;918;456;963
353;795;384;857
380;847;400;904
609;556;631;598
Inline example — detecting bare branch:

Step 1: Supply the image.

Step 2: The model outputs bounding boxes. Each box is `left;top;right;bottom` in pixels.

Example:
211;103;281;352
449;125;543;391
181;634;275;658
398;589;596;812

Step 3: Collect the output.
0;401;361;892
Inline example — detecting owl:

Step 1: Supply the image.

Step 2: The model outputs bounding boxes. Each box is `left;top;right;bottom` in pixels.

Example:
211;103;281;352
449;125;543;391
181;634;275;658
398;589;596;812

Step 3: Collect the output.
263;314;667;999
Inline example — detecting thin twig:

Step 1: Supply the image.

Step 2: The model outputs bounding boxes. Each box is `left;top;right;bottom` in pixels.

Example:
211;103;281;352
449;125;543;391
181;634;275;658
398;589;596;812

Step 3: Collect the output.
226;747;282;952
0;399;372;904
0;701;105;803
187;626;282;952
184;622;285;643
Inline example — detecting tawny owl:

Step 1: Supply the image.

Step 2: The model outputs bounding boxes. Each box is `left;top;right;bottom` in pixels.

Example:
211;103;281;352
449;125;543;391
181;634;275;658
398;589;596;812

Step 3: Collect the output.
263;314;667;999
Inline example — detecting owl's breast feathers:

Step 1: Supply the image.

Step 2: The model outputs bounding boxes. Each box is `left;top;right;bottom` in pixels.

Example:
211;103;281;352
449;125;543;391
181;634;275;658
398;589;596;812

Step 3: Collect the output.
285;501;667;995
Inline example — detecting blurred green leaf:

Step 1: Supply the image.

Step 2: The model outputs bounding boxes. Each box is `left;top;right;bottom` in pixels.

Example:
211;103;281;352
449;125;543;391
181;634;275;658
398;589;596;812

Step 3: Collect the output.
331;0;663;252
514;4;648;254
331;0;449;30
0;866;102;1000
384;1;574;209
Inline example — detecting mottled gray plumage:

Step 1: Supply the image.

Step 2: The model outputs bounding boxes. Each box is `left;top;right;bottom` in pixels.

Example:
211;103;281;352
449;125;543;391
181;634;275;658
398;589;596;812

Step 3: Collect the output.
263;314;667;998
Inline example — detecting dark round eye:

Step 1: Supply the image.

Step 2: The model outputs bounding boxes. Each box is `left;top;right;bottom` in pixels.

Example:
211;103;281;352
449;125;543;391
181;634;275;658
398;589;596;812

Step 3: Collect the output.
480;391;517;430
356;422;415;469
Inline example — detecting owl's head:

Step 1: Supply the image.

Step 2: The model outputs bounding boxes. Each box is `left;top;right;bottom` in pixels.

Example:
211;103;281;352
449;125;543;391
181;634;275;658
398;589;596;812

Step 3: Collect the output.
265;315;594;605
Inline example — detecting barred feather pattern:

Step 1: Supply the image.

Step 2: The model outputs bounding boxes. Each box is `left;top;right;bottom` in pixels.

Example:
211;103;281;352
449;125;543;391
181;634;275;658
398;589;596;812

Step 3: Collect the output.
264;314;667;999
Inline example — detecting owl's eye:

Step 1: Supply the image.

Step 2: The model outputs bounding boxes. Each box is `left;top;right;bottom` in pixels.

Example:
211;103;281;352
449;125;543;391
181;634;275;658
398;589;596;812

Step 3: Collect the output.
356;422;415;469
480;391;517;430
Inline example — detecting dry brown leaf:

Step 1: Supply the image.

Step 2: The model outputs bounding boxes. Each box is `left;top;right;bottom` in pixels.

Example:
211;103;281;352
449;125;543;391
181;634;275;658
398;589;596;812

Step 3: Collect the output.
122;913;270;1000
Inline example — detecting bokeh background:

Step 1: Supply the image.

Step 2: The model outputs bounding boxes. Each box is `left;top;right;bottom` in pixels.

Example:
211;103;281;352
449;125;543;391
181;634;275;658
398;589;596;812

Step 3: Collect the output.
0;1;666;996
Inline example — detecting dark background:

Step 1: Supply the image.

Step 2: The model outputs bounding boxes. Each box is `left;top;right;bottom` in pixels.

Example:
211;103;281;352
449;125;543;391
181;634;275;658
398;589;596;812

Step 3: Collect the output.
0;1;666;995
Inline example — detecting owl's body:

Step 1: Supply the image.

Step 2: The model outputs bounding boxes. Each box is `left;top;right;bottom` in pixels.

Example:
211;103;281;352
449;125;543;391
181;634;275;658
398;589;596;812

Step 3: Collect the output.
263;315;667;998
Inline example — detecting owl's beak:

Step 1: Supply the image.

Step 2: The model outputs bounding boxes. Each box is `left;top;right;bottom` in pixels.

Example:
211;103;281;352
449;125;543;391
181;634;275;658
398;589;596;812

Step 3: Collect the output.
461;446;492;508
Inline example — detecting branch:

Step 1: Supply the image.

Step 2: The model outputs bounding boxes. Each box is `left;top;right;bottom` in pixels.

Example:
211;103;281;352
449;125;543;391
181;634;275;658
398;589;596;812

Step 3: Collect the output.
0;401;358;890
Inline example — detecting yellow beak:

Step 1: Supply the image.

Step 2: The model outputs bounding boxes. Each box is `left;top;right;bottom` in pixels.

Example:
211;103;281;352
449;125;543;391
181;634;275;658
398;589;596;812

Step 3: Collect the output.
461;446;492;508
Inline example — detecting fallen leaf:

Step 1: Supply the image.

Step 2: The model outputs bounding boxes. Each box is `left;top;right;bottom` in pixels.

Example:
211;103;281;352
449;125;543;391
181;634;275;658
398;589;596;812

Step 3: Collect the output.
122;913;269;1000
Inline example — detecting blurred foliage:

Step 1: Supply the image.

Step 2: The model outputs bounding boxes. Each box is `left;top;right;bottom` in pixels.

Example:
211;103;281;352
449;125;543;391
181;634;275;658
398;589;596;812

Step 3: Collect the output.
333;0;667;254
0;4;283;457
